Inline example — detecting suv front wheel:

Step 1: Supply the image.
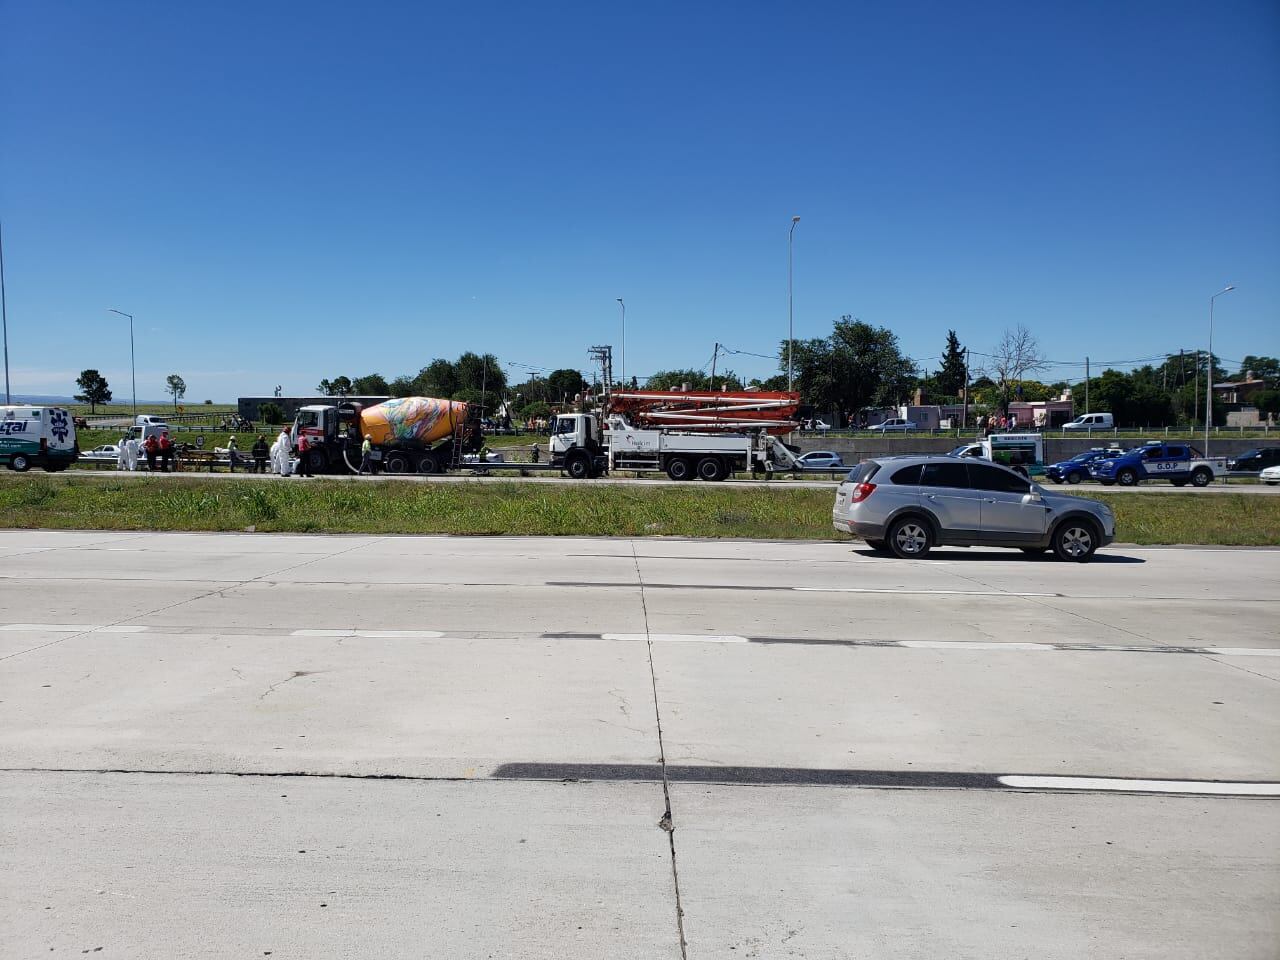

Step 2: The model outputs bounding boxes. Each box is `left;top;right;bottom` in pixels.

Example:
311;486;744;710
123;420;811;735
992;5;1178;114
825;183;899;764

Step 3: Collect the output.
1052;520;1099;563
886;516;933;559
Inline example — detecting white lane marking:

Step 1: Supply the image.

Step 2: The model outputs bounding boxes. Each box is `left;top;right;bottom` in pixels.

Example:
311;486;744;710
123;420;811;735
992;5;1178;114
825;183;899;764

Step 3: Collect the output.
1200;647;1280;658
602;633;749;643
291;629;445;639
900;640;1055;651
0;623;148;634
998;775;1280;797
795;587;1058;598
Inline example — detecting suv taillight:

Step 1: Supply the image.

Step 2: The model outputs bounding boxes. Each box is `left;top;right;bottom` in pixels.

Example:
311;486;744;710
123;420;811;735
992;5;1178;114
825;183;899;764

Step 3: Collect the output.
849;481;876;503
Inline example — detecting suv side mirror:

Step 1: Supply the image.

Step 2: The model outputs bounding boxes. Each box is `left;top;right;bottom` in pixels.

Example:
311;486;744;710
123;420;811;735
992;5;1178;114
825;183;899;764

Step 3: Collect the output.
1022;488;1042;504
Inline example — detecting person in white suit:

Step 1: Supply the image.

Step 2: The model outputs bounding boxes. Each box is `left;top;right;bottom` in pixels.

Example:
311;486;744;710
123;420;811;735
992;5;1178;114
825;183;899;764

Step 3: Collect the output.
272;428;293;476
124;436;141;471
116;437;128;471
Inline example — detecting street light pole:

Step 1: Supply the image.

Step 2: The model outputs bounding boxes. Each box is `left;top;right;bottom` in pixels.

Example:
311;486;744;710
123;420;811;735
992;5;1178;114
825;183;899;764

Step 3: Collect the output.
108;308;136;416
1;220;10;405
788;216;800;392
616;299;625;388
1205;285;1235;457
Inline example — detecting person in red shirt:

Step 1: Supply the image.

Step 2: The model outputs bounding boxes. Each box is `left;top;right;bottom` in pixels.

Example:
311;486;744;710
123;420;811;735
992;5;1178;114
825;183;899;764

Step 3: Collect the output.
143;434;159;472
158;431;174;472
296;433;312;477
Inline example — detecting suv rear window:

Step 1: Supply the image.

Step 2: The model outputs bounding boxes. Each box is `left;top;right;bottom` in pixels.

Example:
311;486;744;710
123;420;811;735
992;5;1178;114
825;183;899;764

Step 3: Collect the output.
843;461;880;484
919;462;969;488
890;464;922;485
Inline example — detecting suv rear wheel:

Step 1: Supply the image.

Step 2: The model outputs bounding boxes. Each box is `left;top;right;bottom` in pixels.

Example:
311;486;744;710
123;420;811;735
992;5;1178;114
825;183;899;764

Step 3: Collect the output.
886;516;932;559
1191;468;1212;487
1052;519;1099;562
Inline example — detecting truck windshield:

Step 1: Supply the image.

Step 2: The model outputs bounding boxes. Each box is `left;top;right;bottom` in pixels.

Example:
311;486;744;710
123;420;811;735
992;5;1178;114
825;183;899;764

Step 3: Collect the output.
296;410;320;429
554;417;576;435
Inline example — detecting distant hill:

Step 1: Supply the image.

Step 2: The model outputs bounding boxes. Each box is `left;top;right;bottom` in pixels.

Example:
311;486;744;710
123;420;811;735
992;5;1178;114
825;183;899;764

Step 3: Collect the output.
8;395;174;406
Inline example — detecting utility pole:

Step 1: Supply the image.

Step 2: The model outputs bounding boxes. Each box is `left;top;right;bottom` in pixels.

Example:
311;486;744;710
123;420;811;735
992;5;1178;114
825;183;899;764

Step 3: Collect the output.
0;219;9;405
1193;350;1199;429
787;216;800;392
1206;285;1235;457
961;347;970;431
709;342;719;392
1084;357;1090;414
616;299;625;387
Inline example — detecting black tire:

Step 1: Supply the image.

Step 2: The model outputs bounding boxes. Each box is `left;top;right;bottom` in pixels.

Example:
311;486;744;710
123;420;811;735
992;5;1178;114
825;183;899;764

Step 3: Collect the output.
1116;469;1138;486
696;456;727;482
666;457;693;482
10;454;30;472
384;452;410;474
1052;519;1099;562
416;454;439;474
886;516;933;559
566;452;591;480
306;449;327;474
1190;468;1212;488
1066;471;1082;485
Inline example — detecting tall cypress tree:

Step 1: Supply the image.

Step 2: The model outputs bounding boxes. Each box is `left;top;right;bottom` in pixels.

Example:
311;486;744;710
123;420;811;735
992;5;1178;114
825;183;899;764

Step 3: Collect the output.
935;330;967;397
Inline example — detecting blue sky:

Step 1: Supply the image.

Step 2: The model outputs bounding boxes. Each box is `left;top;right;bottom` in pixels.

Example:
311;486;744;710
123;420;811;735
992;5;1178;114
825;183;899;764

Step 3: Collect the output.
2;0;1277;402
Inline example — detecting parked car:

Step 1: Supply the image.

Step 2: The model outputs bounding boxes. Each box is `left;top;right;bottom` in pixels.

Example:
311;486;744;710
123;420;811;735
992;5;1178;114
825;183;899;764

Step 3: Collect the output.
1261;465;1280;486
83;444;121;460
1062;412;1115;431
1227;448;1280;473
831;455;1115;562
867;418;918;433
1089;441;1219;487
796;451;844;469
1045;448;1121;484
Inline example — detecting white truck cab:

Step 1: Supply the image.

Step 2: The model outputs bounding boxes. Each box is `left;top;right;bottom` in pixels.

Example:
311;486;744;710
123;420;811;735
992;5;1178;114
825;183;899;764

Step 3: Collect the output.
951;433;1045;478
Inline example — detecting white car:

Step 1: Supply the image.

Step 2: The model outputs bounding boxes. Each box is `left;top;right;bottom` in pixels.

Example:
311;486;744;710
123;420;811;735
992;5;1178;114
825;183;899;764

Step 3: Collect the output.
868;418;918;432
1261;465;1280;486
796;451;844;469
86;444;121;459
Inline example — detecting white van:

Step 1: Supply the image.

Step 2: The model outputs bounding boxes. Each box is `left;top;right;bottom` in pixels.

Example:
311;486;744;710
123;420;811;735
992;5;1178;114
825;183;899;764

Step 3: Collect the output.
1063;412;1114;431
0;406;79;471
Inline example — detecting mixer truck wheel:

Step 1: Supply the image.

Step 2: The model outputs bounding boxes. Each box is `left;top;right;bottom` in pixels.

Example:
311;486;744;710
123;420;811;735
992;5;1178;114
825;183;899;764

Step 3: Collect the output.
666;457;693;481
416;454;439;474
697;456;727;481
565;452;592;480
384;452;410;474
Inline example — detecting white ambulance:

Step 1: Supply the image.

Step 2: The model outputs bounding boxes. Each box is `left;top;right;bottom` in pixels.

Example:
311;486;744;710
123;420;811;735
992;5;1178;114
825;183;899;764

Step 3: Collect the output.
0;406;79;472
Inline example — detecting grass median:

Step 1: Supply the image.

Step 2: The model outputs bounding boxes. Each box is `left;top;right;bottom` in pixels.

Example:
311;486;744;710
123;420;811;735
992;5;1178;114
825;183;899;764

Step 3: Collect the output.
0;475;1276;544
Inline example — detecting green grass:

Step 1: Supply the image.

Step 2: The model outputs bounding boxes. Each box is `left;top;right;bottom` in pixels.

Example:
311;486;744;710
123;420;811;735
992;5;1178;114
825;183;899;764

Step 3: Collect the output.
67;402;237;417
0;475;1277;545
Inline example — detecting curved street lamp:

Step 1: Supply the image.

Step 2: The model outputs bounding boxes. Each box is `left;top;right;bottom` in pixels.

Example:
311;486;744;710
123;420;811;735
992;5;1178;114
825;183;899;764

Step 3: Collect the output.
108;308;137;416
1205;285;1235;456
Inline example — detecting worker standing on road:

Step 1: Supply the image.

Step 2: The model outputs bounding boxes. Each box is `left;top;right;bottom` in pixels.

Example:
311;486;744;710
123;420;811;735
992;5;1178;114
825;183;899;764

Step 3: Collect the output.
159;431;174;472
143;434;159;472
296;434;312;477
358;434;374;475
252;435;269;474
124;436;140;471
272;428;292;476
227;436;240;473
116;437;128;471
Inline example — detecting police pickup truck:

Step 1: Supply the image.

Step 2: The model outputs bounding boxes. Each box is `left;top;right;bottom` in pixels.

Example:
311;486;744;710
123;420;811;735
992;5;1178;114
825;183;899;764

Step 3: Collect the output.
1088;441;1220;487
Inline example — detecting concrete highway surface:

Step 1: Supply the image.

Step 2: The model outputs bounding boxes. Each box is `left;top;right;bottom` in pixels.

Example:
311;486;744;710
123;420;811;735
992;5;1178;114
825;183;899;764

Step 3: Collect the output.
1;530;1277;958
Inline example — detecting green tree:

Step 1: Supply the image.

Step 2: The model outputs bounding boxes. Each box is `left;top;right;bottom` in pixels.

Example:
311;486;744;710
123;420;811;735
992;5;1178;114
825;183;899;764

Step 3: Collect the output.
74;369;112;412
412;359;459;397
1234;356;1279;384
784;316;916;415
388;375;415;398
316;376;352;397
1254;390;1280;419
453;352;506;396
935;330;967;397
165;374;187;411
259;402;284;424
545;368;587;403
350;373;390;394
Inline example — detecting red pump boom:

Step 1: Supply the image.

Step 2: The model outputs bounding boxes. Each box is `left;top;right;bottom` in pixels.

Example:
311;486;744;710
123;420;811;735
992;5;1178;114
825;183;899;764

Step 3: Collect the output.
606;390;801;435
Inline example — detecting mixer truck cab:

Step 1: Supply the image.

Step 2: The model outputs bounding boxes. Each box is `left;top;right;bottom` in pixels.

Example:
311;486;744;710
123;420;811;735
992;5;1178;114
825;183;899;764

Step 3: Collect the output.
1;405;79;472
548;413;608;479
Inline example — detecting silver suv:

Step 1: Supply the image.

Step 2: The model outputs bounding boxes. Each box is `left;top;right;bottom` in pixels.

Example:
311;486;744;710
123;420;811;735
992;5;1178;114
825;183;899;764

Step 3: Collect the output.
832;455;1116;562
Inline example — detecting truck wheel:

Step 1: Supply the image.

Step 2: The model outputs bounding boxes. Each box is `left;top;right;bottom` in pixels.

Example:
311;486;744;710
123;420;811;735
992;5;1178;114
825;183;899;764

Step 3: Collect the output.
1052;519;1099;562
886;516;932;559
1116;469;1138;486
696;456;727;481
566;452;591;480
307;450;328;474
1191;468;1212;487
10;454;30;472
666;457;693;481
416;454;439;474
384;452;410;474
1066;471;1082;484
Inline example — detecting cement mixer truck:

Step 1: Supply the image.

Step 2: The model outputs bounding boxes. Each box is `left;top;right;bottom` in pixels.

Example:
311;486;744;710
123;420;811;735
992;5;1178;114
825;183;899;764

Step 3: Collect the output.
292;397;478;474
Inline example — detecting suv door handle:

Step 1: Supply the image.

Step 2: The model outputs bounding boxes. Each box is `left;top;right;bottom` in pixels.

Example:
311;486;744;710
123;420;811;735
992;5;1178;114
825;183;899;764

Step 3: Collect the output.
983;498;996;503
925;494;938;500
